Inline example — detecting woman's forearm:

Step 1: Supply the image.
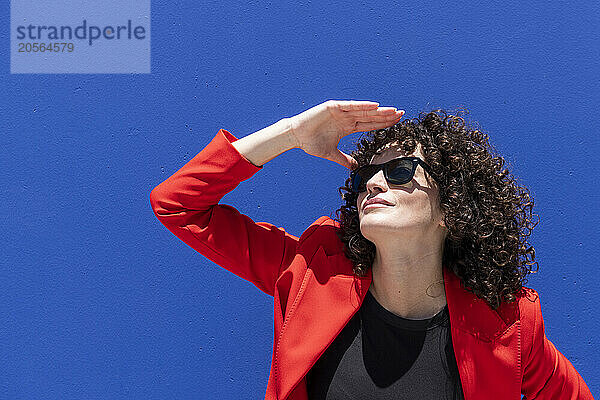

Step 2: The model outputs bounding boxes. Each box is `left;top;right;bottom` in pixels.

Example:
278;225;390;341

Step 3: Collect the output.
231;118;299;167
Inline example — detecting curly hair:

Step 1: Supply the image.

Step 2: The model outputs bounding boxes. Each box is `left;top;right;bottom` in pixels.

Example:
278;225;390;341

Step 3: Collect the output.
333;107;540;310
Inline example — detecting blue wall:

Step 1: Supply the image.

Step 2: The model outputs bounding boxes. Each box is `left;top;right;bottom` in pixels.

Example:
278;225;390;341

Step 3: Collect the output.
2;0;598;398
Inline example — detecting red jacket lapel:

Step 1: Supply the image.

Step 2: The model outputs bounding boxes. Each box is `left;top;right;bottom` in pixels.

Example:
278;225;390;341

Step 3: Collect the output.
274;245;371;400
444;263;522;399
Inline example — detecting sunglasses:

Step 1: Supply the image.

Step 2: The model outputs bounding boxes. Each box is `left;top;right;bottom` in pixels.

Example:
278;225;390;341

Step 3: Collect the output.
350;157;434;193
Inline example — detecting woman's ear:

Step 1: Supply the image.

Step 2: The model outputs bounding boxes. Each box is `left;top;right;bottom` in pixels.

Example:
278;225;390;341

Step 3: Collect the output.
438;211;447;229
437;202;447;229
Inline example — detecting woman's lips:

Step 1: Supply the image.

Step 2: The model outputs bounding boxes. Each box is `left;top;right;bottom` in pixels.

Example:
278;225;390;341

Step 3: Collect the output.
364;203;391;210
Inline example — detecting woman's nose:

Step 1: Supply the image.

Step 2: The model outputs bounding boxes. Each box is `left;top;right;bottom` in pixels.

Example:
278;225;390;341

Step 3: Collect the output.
365;169;388;193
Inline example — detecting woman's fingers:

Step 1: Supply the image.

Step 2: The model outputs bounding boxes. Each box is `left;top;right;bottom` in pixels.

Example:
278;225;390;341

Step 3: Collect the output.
337;100;380;111
342;106;397;115
354;119;401;133
361;107;403;116
357;112;404;123
334;101;404;119
345;106;404;120
366;106;398;113
347;111;403;127
336;102;405;132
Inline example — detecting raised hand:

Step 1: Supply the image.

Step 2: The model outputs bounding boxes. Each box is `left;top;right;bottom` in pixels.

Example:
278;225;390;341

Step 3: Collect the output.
289;100;405;169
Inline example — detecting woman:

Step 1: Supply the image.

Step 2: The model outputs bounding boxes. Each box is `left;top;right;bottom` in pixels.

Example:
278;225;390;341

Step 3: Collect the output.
149;100;593;399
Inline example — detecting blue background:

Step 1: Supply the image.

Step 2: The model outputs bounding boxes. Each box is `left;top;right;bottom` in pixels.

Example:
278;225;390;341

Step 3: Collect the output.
1;0;598;398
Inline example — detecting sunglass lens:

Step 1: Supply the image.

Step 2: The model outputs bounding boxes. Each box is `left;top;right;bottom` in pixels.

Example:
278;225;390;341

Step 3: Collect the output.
387;160;413;184
351;174;361;192
351;166;374;192
351;159;416;192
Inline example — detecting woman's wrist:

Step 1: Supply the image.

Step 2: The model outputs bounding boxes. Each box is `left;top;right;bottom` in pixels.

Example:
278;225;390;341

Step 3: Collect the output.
231;118;299;167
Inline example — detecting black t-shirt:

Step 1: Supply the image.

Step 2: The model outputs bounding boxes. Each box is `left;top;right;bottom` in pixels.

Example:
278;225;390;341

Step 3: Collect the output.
305;290;465;400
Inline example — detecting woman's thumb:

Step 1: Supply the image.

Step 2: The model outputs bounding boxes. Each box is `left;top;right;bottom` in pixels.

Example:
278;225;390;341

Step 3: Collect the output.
331;149;358;170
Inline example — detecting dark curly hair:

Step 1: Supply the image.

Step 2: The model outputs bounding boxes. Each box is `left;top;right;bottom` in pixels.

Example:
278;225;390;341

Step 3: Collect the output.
333;107;540;310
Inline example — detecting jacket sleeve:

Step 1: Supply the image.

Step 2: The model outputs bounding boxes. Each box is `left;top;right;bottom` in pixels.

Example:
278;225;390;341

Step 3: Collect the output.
520;289;594;399
149;128;300;297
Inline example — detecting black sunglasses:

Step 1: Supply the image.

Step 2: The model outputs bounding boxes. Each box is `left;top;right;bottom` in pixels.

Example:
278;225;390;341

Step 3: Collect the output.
350;157;434;193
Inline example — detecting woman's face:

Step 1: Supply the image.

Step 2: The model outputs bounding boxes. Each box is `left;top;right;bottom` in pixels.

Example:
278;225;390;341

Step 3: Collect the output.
356;141;446;241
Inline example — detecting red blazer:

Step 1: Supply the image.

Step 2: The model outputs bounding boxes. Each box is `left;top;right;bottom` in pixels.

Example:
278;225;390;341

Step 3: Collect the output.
150;128;594;400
